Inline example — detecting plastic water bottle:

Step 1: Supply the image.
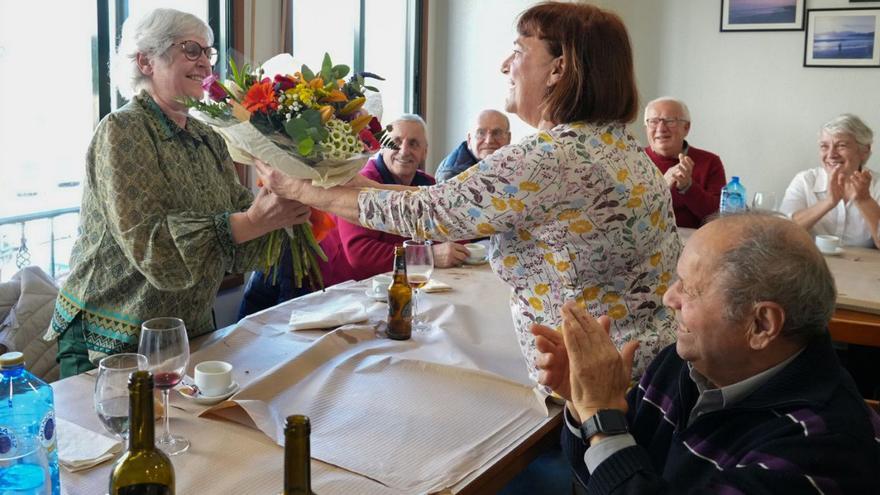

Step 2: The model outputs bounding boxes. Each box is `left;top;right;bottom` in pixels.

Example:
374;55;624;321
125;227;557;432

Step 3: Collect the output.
0;352;61;495
720;176;747;214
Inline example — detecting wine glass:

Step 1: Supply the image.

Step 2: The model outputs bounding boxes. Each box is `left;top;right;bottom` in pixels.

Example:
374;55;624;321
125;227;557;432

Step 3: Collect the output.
94;353;148;441
751;191;778;212
138;317;190;455
404;239;434;332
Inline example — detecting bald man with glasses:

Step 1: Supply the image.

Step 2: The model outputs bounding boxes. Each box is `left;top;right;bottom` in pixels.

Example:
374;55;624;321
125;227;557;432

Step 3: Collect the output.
436;109;511;182
643;97;727;228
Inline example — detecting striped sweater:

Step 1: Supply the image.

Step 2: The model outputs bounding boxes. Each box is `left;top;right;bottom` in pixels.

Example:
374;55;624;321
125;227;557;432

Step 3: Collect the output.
563;334;880;494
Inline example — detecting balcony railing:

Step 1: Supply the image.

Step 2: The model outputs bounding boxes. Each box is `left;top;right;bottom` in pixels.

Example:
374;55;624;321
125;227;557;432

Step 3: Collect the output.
0;207;80;281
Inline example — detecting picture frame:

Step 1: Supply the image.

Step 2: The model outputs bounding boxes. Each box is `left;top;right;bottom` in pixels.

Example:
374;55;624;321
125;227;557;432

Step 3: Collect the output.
721;0;805;32
804;8;880;67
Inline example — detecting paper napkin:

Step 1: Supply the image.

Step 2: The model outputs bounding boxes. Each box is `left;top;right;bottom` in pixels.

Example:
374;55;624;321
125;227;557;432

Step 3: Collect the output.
57;417;122;472
289;292;370;330
421;279;452;293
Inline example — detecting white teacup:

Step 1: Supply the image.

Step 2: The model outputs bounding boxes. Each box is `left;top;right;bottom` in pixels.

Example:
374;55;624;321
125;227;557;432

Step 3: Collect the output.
194;360;233;397
464;243;487;262
372;274;393;297
815;235;841;253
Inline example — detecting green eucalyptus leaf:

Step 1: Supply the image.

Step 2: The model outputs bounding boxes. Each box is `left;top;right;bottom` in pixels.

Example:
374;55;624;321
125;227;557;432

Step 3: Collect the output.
364;85;379;92
301;64;315;81
298;137;315;156
306;127;324;143
321;53;333;81
332;64;350;79
301;108;322;127
284;117;310;142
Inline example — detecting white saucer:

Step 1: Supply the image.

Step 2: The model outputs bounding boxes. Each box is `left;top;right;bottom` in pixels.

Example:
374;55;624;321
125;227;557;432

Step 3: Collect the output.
178;381;239;405
365;289;387;302
819;247;844;256
464;257;488;265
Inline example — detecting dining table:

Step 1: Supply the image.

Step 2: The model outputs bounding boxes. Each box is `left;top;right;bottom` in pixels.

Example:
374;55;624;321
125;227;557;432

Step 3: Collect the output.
54;262;563;495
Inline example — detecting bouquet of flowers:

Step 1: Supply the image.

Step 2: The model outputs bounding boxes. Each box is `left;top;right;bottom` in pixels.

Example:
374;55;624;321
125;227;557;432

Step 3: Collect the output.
186;53;388;289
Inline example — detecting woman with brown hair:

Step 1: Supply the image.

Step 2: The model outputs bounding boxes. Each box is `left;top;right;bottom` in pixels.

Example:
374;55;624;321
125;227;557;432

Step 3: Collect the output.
256;1;680;383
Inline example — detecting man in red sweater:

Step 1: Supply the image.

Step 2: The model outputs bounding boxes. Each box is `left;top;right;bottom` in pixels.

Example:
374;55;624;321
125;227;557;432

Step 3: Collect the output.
643;97;727;228
319;114;469;286
238;115;468;318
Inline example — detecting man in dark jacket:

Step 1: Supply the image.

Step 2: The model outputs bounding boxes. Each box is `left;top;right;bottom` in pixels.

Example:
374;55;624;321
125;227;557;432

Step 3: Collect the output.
435;109;510;182
533;211;880;494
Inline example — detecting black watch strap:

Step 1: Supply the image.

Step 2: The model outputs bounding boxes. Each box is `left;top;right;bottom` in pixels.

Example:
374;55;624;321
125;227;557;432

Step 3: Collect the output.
580;409;628;444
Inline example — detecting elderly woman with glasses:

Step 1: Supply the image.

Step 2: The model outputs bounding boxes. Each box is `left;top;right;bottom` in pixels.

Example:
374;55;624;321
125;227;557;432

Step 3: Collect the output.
45;8;311;377
255;2;681;384
780;114;880;249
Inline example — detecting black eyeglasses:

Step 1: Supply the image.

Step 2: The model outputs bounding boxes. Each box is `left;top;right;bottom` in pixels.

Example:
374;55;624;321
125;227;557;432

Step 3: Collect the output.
171;40;218;65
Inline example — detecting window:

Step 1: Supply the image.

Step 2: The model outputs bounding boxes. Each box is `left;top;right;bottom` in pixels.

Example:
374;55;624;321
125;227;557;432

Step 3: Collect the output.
0;1;230;282
290;0;422;122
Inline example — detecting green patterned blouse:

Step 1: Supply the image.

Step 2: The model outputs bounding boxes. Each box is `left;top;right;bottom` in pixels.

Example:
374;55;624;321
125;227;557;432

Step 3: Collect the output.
46;91;270;363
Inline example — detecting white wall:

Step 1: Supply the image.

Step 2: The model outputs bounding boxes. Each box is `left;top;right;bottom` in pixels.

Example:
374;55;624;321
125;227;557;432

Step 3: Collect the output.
427;0;880;198
425;0;538;170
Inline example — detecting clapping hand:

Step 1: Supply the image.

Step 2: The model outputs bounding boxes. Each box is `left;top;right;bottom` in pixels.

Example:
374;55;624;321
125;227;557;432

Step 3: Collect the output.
848;169;873;202
532;323;572;401
560;301;638;421
663;154;694;191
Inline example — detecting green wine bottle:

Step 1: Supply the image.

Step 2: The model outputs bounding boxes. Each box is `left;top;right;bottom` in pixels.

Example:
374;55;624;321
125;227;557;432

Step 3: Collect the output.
109;371;175;495
284;415;314;495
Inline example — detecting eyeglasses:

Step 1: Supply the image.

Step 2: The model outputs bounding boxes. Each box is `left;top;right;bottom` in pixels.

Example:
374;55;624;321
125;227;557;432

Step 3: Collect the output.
645;117;688;129
474;128;509;140
172;40;218;65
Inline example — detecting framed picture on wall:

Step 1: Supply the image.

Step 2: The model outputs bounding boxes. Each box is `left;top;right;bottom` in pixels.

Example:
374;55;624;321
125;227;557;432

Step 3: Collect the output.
721;0;805;31
804;8;880;67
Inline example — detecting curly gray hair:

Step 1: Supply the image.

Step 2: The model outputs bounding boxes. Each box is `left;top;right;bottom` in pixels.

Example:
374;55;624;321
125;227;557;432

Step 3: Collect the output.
112;8;213;99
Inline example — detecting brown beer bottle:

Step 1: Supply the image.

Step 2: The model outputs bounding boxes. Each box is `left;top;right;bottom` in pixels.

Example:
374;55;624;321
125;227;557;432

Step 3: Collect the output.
387;246;412;340
283;415;314;495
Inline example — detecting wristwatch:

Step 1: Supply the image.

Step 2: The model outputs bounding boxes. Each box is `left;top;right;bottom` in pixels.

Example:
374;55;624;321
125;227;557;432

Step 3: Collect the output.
580;409;628;444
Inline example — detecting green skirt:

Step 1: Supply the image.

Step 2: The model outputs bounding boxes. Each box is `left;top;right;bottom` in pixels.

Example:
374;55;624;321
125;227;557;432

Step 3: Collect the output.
57;316;96;378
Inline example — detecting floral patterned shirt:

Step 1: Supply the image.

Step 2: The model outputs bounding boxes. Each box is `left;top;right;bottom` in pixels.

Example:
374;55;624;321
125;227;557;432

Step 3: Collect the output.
359;122;682;381
46;91;272;362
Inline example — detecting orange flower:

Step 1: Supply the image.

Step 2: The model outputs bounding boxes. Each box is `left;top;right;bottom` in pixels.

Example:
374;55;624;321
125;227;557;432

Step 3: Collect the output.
309;209;336;243
242;81;278;113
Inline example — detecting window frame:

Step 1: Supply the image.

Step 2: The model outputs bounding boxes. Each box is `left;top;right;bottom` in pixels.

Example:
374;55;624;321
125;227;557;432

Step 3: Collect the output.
288;0;424;117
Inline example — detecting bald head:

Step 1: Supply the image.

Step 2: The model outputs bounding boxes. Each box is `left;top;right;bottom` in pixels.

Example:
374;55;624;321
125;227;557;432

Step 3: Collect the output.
695;212;835;343
467;109;511;159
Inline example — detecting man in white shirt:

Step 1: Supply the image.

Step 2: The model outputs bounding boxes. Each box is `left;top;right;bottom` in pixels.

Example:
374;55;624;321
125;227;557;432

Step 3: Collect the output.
779;114;880;248
532;211;880;494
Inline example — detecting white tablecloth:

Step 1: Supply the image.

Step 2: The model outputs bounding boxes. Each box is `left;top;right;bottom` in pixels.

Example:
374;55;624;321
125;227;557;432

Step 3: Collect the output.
56;264;555;495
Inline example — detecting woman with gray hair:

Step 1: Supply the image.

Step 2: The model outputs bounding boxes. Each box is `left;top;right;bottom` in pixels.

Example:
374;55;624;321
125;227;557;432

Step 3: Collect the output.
45;8;310;377
780;113;880;248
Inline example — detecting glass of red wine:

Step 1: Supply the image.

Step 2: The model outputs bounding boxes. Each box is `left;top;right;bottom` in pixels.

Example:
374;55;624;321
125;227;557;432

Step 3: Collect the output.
138;317;190;455
94;353;148;442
